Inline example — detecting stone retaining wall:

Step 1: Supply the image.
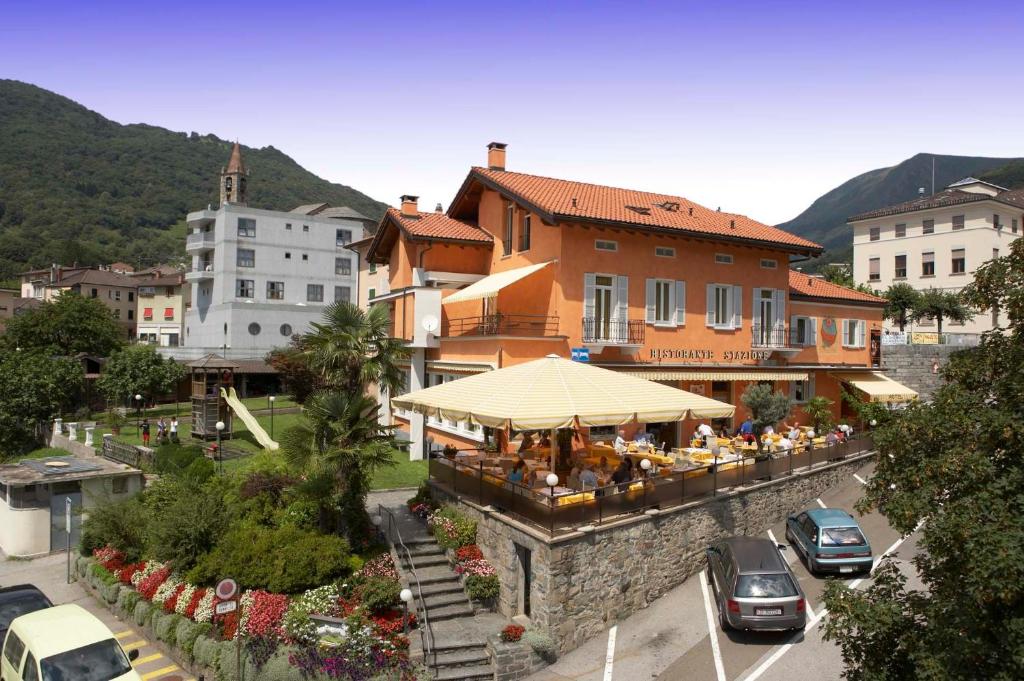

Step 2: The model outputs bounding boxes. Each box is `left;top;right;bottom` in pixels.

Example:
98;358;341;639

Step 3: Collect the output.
434;451;874;655
882;344;962;401
50;431;98;457
488;637;550;681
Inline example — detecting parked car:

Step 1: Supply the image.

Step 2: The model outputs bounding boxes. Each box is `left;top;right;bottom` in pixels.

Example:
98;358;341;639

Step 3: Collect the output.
0;586;52;646
1;603;140;681
786;508;873;575
706;536;806;632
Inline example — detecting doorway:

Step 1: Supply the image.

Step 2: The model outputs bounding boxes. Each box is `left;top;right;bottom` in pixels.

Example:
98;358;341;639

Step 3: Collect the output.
49;482;82;552
515;543;532;617
711;381;733;433
594;275;615;341
758;289;774;345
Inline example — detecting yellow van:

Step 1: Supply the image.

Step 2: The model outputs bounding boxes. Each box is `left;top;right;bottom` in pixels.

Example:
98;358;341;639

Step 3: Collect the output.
0;604;141;681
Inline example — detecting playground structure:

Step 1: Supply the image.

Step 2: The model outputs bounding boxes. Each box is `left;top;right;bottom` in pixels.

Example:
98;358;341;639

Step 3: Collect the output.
188;355;236;441
221;386;279;450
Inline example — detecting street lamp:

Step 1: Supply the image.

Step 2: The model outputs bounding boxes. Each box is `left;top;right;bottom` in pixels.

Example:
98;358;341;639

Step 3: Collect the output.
640;458;652;478
268;395;276;438
546;472;559;501
399;588;413;634
371;514;383;542
215;420;225;473
134;394;143;438
869;419;878;428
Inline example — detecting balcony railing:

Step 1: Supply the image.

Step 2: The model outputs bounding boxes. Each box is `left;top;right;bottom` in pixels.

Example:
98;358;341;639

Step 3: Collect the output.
445;313;560;338
185;232;215;252
581;318;645;345
751;324;814;348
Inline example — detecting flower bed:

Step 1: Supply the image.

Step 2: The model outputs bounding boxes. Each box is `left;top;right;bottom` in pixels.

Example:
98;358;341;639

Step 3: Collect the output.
452;545;500;603
427;506;477;549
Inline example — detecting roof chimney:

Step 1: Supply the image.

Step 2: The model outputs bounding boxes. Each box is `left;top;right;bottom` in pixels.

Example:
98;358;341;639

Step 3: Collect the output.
400;195;419;217
487;142;507;171
435;203;443;213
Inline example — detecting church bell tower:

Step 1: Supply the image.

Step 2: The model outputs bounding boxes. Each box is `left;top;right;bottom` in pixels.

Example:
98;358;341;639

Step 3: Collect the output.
220;142;248;206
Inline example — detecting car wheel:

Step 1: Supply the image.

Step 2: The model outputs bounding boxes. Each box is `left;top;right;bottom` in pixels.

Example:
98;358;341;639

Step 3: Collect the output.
785;526;795;544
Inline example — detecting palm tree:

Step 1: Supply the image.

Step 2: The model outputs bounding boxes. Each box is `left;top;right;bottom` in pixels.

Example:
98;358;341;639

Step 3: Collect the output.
280;391;397;537
302;302;408;396
882;283;922;332
912;288;973;334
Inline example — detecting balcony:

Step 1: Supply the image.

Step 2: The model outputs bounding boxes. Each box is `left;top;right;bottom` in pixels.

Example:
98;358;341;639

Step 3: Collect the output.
751;324;809;354
445;313;560;339
185;232;215;254
581;318;644;353
184;265;214;283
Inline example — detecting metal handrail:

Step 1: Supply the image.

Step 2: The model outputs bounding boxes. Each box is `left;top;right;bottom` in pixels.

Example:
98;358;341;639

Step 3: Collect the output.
581;317;645;344
445;313;560;337
378;504;436;671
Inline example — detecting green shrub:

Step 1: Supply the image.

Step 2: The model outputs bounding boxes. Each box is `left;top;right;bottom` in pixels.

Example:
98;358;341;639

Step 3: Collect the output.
192;635;222;670
102;582;121;604
177;621;211;661
430;506;476;549
76;556;91;578
217;641;255;681
523;630;558;662
274;497;320;531
465;574;500;601
80;496;149;560
406;480;435;509
133;601;152;627
155;613;182;647
183;456;216;483
118;590;140;615
89;563;117;588
188;524;353;593
360;576;400;613
251;648;312;681
148;481;228;573
154;443;204;474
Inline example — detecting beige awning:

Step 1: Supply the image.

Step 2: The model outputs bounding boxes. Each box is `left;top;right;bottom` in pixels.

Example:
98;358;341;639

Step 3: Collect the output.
442;261;553;305
391;354;735;430
619;369;809;381
832;371;918;403
427;361;494;374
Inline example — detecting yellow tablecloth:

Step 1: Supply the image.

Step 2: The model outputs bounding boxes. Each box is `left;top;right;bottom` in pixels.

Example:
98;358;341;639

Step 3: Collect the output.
554;492;596;506
627;451;674;467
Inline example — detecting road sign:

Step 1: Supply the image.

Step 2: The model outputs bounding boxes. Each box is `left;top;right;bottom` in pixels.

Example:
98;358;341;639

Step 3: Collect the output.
215;578;238;601
215;600;238;615
571;347;590;362
65;497;72;533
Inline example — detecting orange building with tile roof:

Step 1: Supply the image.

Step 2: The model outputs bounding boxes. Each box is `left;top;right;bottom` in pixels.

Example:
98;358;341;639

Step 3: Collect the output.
367;143;894;458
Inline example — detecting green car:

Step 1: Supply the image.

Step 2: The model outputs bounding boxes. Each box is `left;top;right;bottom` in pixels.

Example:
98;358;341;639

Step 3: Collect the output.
786;508;873;575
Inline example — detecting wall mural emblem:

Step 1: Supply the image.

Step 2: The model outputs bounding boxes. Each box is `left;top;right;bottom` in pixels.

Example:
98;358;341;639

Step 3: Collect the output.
820;317;838;347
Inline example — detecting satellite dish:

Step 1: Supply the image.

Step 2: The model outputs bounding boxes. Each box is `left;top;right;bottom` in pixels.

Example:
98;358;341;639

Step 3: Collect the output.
422;315;439;333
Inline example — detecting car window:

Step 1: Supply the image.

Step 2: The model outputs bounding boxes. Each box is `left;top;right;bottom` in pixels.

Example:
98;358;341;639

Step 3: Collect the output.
40;639;132;681
1;594;51;632
821;527;867;546
735;573;798;598
4;630;25;668
23;651;39;681
802;518;819;541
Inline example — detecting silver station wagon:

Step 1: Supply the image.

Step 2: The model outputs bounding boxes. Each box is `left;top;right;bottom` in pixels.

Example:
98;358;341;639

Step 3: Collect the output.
706;536;806;632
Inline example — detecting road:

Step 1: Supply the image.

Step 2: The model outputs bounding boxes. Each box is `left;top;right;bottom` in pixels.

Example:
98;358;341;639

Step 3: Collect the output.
0;553;194;681
530;459;925;681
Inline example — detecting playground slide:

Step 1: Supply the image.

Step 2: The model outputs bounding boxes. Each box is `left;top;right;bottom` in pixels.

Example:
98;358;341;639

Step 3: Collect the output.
220;387;280;451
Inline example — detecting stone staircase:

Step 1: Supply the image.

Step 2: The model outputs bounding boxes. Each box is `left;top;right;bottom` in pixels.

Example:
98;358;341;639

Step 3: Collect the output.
385;508;494;681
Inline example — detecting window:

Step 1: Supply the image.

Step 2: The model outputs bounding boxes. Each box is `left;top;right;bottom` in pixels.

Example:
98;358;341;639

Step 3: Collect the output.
336;229;352;247
236;279;254;298
518;214;531;251
237;217;256;237
645;278;684;326
655;246;675;258
302;254;308;261
368;287;376;300
112;477;127;494
90;288;98;298
163;307;174;320
791;378;814;403
303;224;310;232
595;239;618;252
869;227;880;241
993;248;1000;260
894;254;907;278
285;252;292;259
922;219;934;235
503;204;514;256
868;257;880;281
334;286;351;303
113;308;120;319
369;263;377;274
714;253;734;264
993;213;1001;229
842;319;866;348
952;215;965;230
127;309;134;320
114;290;121;301
921;252;935;277
280;324;293;336
791;315;814;346
143;307;153;320
760;259;777;269
248;322;261;336
4;631;25;668
706;284;740;329
128;291;134;302
23;651;39;681
285;223;292;230
237;248;255;268
895;223;906;238
1013;219;1019;234
306;284;324;302
335;257;352;276
267;281;284;299
952;248;966;274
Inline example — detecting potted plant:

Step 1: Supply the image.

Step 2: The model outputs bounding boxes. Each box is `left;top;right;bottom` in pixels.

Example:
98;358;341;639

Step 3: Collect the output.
106;410;126;437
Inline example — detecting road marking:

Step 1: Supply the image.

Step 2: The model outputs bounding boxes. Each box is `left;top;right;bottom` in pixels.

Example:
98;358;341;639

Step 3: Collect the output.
766;529;779;546
113;630;134;639
815;498;827;508
141;664;180;680
699;570;727;681
121;639;147;651
853;473;867;485
132;653;163;666
602;624;617;681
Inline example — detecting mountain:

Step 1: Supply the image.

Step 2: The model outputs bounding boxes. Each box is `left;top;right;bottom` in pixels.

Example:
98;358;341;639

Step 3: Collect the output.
980;160;1024;190
0;80;387;280
777;153;1024;269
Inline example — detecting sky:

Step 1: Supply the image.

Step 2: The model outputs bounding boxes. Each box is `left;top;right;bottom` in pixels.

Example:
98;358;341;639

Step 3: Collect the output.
3;0;1024;224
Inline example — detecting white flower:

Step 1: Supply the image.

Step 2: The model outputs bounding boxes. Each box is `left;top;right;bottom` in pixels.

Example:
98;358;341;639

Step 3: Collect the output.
176;585;197;615
193;591;215;623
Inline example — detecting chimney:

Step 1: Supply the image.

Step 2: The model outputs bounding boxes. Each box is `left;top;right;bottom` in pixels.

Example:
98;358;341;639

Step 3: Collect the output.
435;203;443;213
487;142;507;171
400;195;419;217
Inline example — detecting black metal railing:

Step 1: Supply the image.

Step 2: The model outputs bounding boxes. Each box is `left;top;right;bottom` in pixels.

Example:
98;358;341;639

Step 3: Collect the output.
581;318;645;345
378;504;436;671
445;313;560;338
428;434;874;537
751;324;814;348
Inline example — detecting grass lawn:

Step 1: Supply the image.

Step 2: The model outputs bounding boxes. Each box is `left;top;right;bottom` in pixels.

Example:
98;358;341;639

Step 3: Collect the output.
371;456;427;490
129;395;298;419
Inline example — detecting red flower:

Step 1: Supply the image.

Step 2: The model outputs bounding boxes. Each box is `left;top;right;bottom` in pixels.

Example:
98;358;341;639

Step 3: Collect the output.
117;563;145;585
218;611;238;640
137;566;171;600
163;584;187;613
501;624;525;642
455;545;483;563
242;590;290;639
184;588;206;620
369;608;417;637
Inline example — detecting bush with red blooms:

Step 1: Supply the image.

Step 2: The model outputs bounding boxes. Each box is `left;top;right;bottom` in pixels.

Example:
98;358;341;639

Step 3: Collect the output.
241;591;290;639
217;610;239;640
184;588;206;620
93;546;125;573
455;545;483;563
501;624;525;643
370;609;417;637
163;584;188;613
117;562;145;585
137;566;172;600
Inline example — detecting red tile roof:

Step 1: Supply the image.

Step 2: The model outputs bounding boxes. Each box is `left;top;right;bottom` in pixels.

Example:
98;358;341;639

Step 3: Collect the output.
788;270;885;305
849;186;1024;222
384;208;493;243
225;142;246;174
466;168;822;253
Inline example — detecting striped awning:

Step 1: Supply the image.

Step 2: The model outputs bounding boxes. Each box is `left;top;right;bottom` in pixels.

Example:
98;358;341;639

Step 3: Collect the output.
619;369;809;382
832;371;918;403
442;261;554;304
427;361;494;374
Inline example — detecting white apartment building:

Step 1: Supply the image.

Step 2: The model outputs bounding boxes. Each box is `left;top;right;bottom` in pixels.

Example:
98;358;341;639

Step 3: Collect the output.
178;143;376;359
849;177;1024;334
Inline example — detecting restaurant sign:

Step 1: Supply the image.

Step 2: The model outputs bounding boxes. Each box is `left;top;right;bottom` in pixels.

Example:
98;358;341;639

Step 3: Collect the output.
649;348;772;361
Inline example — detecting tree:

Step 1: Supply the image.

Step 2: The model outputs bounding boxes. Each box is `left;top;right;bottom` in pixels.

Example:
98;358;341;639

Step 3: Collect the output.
280;391;397;542
97;344;186;407
911;287;972;333
266;339;320;405
740;383;791;455
0;350;84;458
801;395;834;435
2;292;122;356
821;237;1024;681
881;283;921;332
820;264;855;288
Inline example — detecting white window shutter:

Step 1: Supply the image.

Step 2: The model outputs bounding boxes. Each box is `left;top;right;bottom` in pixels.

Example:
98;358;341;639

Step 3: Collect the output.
732;285;742;329
674;281;686;326
645;279;656;323
773;289;786;330
752;288;762;330
616;276;629;320
842;319;850;347
809;317;818;347
790;315;798;344
858;320;866;347
583;273;596;318
706;284;716;327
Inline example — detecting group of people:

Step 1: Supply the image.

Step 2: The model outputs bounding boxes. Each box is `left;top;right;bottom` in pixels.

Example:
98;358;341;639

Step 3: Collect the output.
139;416;179;446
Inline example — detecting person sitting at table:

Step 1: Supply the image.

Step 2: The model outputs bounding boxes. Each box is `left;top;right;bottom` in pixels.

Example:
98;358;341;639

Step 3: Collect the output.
835;427;847;443
787;423;800;441
826;430;839;446
777;433;793;453
579;464;599;490
611;460;631;492
597;456;611;475
507;458;527;484
567;465;582;490
763;424;775;435
538;432;552;449
614;430;627;453
697;421;715;450
737;418;754;436
518;432;535;453
718;426;730;439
